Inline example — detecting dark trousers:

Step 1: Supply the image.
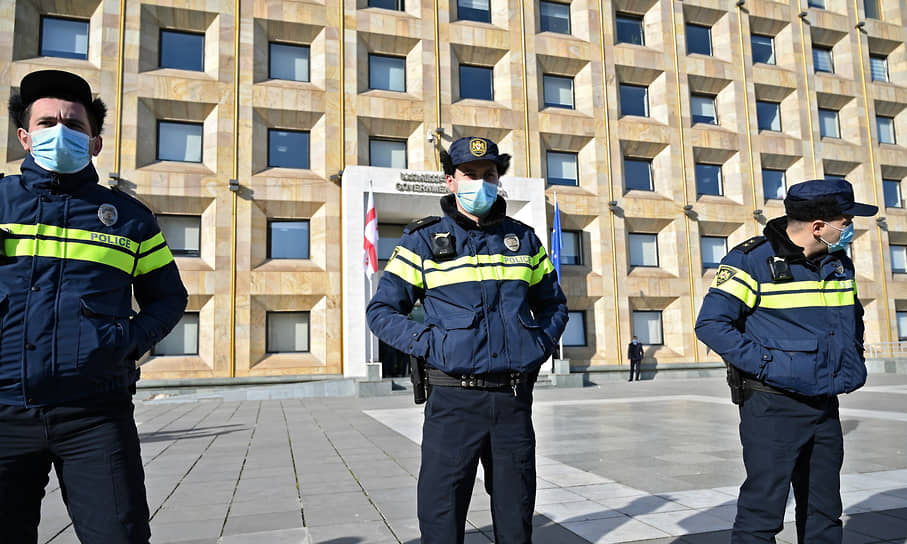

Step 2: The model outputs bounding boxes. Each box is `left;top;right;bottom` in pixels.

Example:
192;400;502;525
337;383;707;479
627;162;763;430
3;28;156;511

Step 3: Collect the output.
418;385;535;544
733;390;843;544
629;359;641;381
0;398;150;544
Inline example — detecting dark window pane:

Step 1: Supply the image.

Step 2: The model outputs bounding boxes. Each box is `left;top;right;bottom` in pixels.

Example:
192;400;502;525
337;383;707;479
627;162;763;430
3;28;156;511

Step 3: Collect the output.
562;231;583;265
891;246;907;273
459;65;493;100
620;84;648;117
686;24;712;56
762;169;786;200
268;130;310;169
157;215;201;257
616;14;644;45
696;163;723;196
543;75;574;109
160;30;204;71
369;55;406;92
377;224;406;260
701;236;727;268
370;139;407;168
878;116;896;144
884;179;902;208
825;175;846;182
628;233;658;267
808;0;825;7
269;221;310;259
41;17;89;60
819;109;840;138
813;47;834;73
757;101;781;131
624;158;653;191
563;311;586;346
458;0;491;23
751;34;775;65
158;121;202;162
269;43;309;82
547;152;578;186
540;2;571;34
691;95;717;124
870;55;889;82
368;0;404;9
864;0;881;19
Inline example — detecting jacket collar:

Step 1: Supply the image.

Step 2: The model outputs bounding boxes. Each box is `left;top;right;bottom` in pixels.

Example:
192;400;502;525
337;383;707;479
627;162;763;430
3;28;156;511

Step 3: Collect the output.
441;193;507;231
764;216;843;267
19;154;99;195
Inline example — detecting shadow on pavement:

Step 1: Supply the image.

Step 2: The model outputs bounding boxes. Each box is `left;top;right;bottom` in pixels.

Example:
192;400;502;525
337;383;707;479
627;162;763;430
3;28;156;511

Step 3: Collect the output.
138;424;247;443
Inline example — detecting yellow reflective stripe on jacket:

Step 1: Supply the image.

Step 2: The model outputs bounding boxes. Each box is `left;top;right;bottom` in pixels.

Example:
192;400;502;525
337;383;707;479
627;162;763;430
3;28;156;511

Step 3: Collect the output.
135;245;175;276
759;289;855;309
425;261;534;288
530;247;554;286
5;237;135;274
710;265;759;308
138;232;166;254
385;246;424;288
1;223;139;253
759;279;854;293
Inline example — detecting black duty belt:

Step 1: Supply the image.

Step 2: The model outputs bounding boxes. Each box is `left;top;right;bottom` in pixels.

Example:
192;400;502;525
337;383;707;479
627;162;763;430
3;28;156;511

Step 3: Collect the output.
742;378;784;395
425;367;535;391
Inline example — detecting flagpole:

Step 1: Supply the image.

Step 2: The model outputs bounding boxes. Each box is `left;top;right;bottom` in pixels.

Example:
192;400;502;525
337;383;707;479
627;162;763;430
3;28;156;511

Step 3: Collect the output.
555;192;563;360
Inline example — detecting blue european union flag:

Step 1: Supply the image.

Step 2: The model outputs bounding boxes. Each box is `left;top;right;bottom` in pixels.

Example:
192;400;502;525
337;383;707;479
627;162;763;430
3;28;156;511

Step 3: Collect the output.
551;195;563;283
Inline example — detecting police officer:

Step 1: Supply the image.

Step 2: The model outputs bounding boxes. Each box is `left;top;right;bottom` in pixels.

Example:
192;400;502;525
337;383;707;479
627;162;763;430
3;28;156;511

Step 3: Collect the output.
367;137;567;543
0;70;188;542
695;179;876;544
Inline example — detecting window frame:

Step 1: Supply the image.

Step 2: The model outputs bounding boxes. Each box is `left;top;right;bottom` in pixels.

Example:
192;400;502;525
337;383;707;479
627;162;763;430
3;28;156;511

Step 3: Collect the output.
623;156;654;192
695;162;724;197
891;245;907;274
701;236;728;269
39;15;90;60
808;0;826;8
628;232;659;268
756;100;782;132
563;310;588;347
158;28;205;72
898;310;907;341
751;34;776;65
632;310;664;346
542;74;575;109
457;0;492;24
562;230;583;266
864;0;881;20
615;13;645;46
877;116;896;145
546;151;579;187
369;138;408;168
267;219;311;260
686;23;712;56
818;108;841;139
813;46;834;74
368;0;405;10
884;179;903;209
539;1;571;35
268;41;311;82
459;64;494;101
869;54;889;82
368;53;407;92
156;214;202;257
151;312;200;356
762;168;787;200
156;120;204;163
619;83;649;117
266;311;311;354
267;129;311;169
690;93;718;125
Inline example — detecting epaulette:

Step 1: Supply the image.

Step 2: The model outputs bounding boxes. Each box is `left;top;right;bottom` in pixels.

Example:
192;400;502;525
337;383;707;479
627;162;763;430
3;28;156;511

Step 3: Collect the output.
108;186;154;215
506;216;533;230
732;236;768;254
404;216;441;234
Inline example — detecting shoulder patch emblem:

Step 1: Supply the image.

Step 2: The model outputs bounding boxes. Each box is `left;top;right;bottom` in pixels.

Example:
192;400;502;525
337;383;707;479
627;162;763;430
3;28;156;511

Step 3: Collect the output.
469;138;487;157
715;265;736;286
98;204;118;227
503;234;520;252
389;246;400;262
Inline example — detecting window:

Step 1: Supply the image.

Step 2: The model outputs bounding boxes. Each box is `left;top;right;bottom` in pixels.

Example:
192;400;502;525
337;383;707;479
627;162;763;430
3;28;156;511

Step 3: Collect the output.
825;174;846;182
157;215;201;257
757;101;782;132
267;312;310;353
898;311;907;341
543;75;574;109
696;163;723;196
459;65;494;101
686;24;712;56
547;151;578;186
701;236;727;269
819;108;840;138
808;0;826;7
691;94;717;125
562;230;583;265
540;1;571;34
378;224;406;260
160;30;204;71
624;157;653;191
458;0;491;23
632;311;663;345
615;14;644;46
891;245;907;273
763;169;786;200
269;220;310;259
370;139;407;168
628;233;658;267
813;46;834;74
619;84;649;117
563;311;587;346
157;121;202;163
877;116;896;144
884;179;902;208
864;0;881;19
268;130;310;169
369;0;404;9
152;313;199;356
40;17;89;60
369;54;406;92
870;55;889;82
269;43;310;82
751;34;775;65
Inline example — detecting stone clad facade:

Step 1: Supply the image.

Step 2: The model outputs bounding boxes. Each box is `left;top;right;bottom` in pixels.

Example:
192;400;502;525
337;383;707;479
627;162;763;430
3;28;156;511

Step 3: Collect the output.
2;0;906;379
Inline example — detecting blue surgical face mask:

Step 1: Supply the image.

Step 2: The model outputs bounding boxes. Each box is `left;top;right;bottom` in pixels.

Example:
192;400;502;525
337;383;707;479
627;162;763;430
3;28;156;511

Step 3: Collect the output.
632;339;638;345
29;124;93;174
456;178;498;216
820;222;854;253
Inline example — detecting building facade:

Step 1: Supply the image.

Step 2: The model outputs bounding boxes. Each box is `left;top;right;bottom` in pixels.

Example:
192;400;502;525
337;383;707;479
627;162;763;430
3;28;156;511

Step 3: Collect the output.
2;0;906;380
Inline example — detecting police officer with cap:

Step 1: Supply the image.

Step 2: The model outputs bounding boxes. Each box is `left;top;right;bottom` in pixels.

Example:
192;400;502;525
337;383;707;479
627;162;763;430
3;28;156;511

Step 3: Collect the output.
367;137;567;543
695;178;877;543
0;70;187;542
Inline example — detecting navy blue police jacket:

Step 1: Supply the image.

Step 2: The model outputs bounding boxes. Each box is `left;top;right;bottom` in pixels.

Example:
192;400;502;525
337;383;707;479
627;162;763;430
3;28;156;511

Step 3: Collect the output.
695;217;865;397
0;156;188;407
366;195;568;376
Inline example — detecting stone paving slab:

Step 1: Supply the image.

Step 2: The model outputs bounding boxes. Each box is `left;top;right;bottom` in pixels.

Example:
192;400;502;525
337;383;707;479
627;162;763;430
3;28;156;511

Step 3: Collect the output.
35;374;907;543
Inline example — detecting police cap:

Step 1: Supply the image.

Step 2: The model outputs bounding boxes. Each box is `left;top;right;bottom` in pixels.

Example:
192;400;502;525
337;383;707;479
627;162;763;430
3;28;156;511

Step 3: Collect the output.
446;137;504;167
784;178;878;220
19;70;94;111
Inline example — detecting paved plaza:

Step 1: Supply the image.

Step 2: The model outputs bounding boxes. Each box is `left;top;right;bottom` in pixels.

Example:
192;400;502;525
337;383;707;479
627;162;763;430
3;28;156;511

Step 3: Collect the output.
37;373;907;544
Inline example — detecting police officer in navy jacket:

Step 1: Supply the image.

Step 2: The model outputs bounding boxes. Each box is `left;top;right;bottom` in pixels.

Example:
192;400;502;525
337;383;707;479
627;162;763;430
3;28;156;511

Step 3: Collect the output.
0;70;187;543
695;179;876;544
367;137;567;543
